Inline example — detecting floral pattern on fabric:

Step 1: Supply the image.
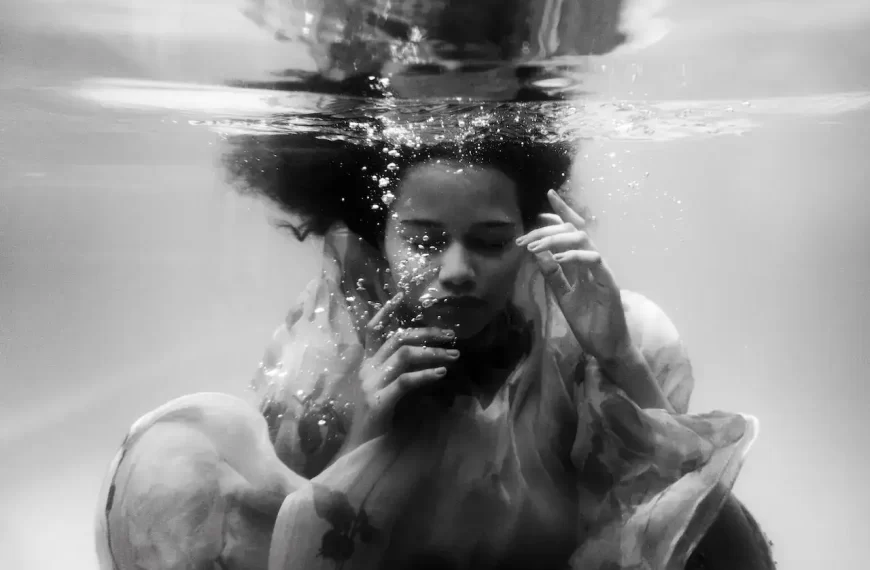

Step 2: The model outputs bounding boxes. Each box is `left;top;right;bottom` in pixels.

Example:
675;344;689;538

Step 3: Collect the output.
253;274;364;478
251;229;393;478
568;357;756;569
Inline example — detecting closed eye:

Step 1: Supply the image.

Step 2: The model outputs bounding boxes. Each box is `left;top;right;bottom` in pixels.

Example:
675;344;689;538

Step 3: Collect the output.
409;237;446;251
467;236;513;253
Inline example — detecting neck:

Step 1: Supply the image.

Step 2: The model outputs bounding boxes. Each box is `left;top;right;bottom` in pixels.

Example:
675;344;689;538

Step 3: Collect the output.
454;317;501;351
443;304;533;405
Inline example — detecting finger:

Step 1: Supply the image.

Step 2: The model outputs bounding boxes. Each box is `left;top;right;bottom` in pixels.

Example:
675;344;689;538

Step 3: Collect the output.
537;213;566;227
551;249;601;265
527;230;592;254
379;346;459;387
547;190;586;230
372;327;455;366
377;367;448;409
516;222;575;246
364;291;404;352
532;251;573;299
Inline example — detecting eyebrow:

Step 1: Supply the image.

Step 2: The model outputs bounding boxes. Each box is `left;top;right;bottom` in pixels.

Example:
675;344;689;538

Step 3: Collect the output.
400;219;518;230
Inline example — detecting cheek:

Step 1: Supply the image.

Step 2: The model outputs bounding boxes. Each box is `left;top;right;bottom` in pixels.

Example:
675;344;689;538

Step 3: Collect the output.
384;238;431;291
478;249;525;297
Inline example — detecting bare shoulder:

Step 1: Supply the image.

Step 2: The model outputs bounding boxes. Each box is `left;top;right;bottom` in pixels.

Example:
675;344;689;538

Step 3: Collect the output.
620;290;681;352
620;290;694;412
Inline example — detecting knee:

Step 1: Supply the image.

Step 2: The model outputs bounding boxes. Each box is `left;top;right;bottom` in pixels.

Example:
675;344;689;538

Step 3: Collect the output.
96;395;301;570
97;422;228;569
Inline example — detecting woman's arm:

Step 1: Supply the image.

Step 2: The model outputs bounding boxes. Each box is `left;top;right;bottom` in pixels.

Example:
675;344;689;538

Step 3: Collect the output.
599;290;695;413
598;342;675;412
519;191;694;413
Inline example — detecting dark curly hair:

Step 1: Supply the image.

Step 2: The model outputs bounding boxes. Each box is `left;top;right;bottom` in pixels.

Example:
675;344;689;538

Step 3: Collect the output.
223;134;578;248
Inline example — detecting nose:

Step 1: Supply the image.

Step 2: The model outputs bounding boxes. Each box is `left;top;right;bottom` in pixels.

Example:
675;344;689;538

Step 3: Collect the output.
437;243;475;293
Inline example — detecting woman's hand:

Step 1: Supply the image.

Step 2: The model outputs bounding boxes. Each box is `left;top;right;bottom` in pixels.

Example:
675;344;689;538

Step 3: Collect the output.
516;190;630;364
345;292;460;447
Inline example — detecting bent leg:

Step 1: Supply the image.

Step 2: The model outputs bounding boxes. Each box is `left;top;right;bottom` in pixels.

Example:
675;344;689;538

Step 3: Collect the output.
95;393;304;570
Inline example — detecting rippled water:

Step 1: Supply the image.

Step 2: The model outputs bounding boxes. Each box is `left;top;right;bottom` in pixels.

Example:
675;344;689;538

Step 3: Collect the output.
3;0;870;569
74;76;870;144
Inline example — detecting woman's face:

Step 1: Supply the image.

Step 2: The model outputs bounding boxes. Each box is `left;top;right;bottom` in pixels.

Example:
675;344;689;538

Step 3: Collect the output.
383;159;526;339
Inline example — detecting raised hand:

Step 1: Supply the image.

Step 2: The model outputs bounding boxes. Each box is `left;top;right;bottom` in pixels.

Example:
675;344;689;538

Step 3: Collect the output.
516;190;631;364
345;292;460;447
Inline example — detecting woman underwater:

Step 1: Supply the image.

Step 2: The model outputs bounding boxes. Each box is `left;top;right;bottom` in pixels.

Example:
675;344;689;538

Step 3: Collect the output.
95;131;775;570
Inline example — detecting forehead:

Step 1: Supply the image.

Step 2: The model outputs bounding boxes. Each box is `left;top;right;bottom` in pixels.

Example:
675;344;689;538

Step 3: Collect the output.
392;160;521;225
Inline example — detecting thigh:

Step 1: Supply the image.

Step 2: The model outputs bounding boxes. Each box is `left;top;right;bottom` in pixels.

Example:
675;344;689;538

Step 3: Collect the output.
96;393;302;570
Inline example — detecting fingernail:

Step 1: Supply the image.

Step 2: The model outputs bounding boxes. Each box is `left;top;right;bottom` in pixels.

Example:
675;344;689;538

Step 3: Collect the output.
527;242;542;252
447;349;460;357
553;253;566;261
435;367;447;376
515;237;526;245
444;329;455;338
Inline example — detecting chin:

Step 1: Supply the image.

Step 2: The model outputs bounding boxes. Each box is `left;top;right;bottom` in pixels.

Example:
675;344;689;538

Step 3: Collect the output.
420;310;488;339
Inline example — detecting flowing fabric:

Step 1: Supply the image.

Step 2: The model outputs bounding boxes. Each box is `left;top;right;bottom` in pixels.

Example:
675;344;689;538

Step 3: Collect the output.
252;225;758;570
